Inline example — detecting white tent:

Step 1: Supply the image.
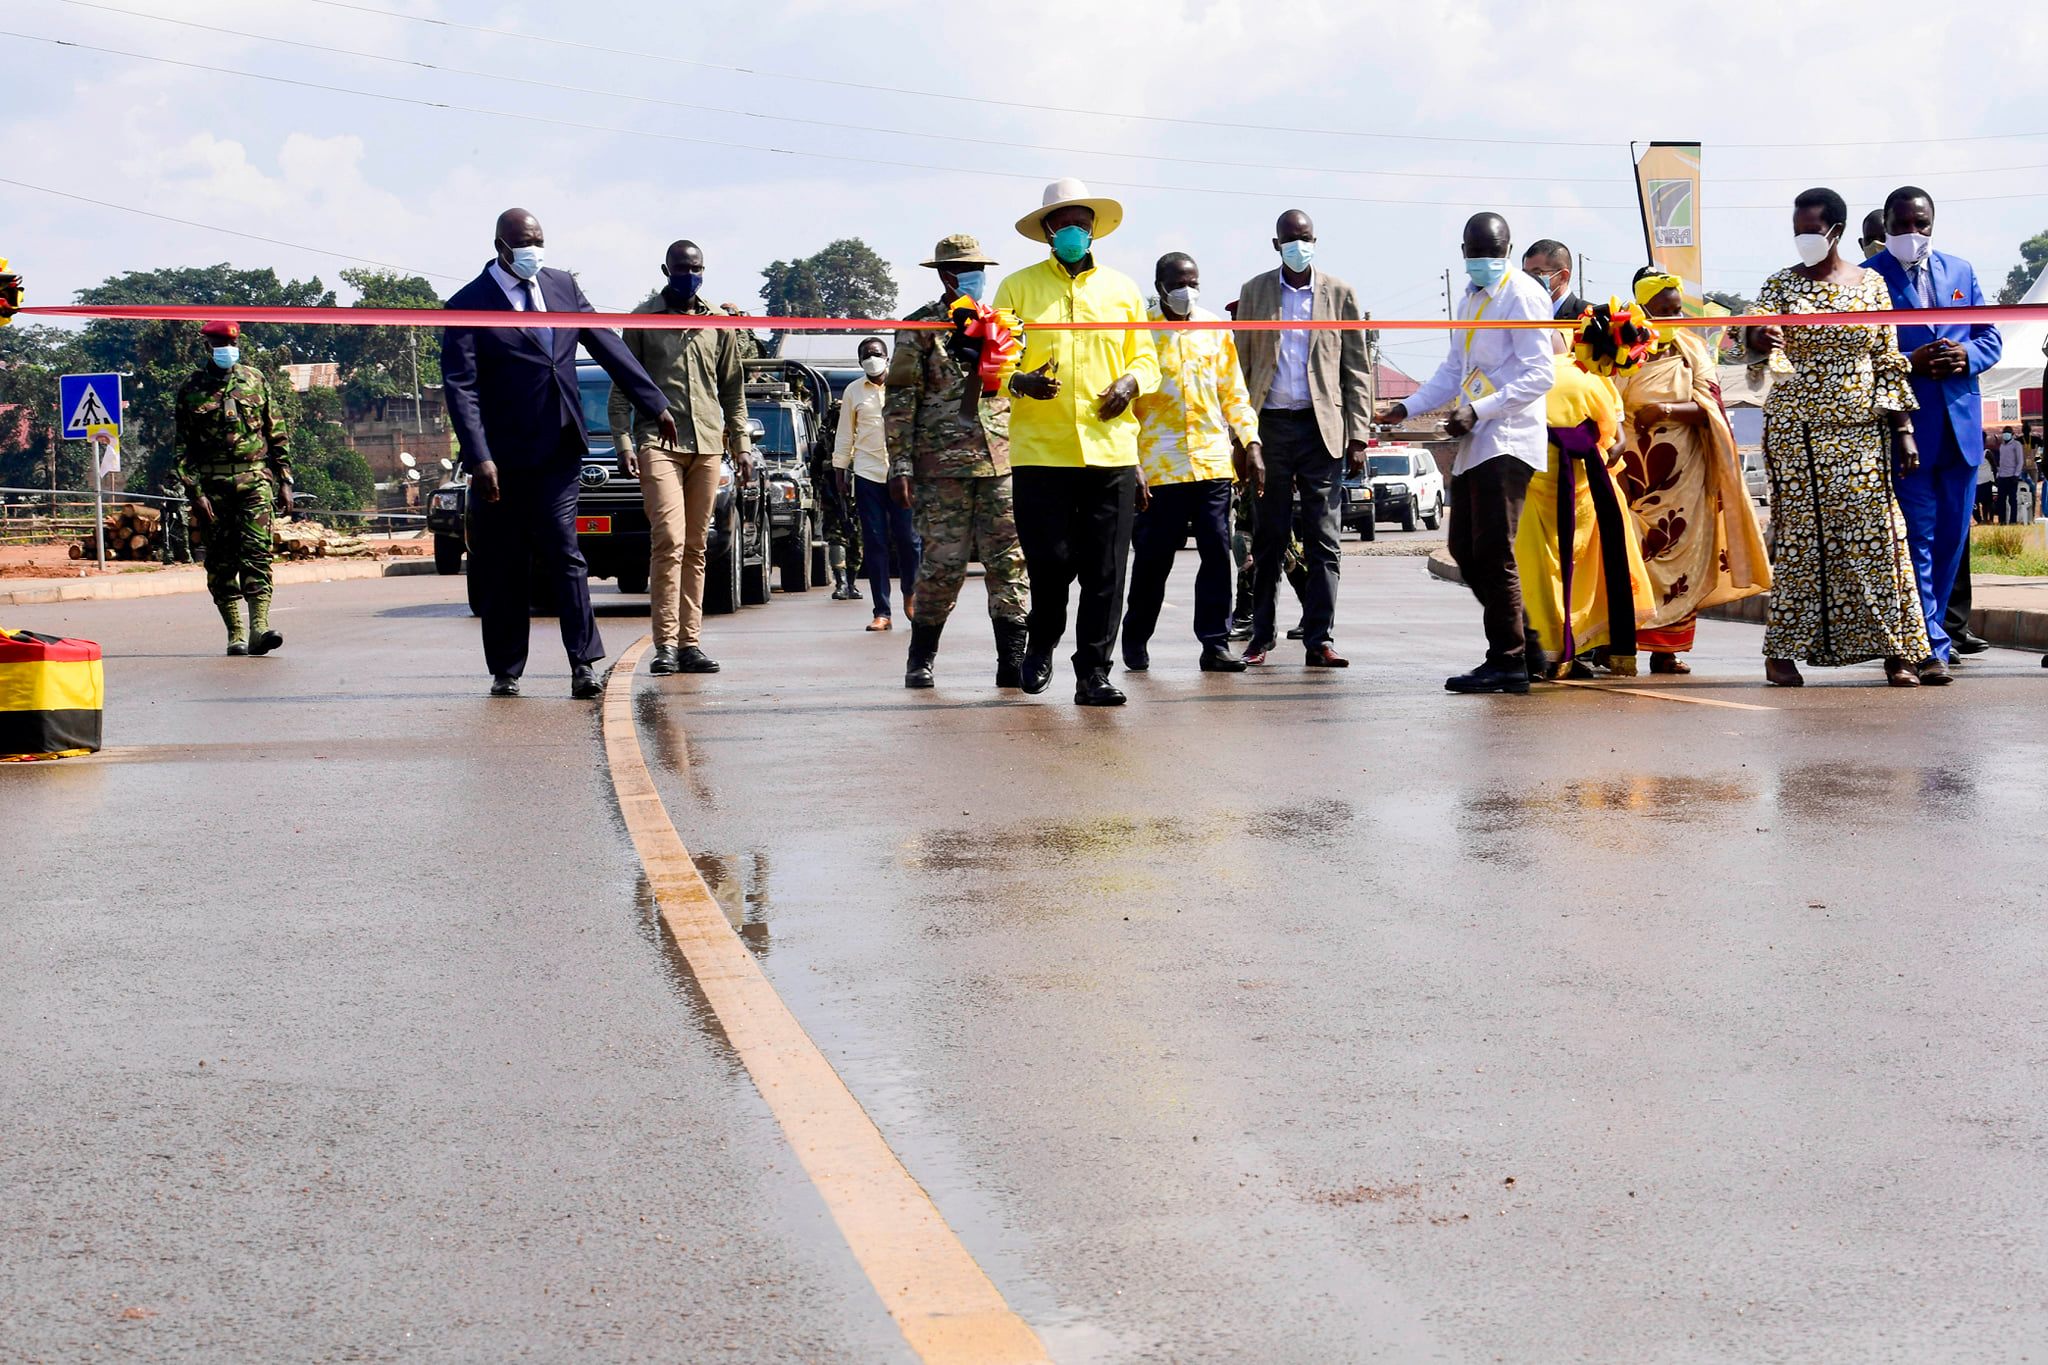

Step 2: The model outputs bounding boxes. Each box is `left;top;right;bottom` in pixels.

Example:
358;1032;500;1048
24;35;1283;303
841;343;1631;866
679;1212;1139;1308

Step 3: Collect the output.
1980;267;2048;399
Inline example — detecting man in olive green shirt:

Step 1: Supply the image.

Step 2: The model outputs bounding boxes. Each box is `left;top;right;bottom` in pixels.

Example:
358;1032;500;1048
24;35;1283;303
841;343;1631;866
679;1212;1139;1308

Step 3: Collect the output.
610;239;754;674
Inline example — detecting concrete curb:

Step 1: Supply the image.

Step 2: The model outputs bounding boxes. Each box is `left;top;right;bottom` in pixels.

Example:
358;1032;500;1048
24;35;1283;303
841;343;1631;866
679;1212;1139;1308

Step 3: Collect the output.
0;558;439;608
1425;548;2048;652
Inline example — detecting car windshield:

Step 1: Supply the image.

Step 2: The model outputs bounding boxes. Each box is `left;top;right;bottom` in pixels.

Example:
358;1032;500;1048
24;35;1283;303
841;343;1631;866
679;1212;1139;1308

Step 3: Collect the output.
1368;455;1411;478
579;372;612;436
750;404;798;455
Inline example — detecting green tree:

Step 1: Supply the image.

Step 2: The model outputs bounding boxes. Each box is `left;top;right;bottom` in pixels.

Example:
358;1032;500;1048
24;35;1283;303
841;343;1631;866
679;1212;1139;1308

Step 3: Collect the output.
759;238;895;320
333;268;442;416
72;264;336;492
0;324;89;490
276;385;373;512
1998;229;2048;304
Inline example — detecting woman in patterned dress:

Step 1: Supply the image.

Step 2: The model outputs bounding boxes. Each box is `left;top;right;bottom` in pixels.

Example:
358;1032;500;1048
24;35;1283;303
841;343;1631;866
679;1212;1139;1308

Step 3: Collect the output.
1615;268;1772;674
1745;187;1928;688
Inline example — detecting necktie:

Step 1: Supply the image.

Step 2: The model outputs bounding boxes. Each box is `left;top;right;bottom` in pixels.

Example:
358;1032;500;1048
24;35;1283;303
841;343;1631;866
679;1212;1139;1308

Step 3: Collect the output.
1915;263;1935;311
519;277;554;353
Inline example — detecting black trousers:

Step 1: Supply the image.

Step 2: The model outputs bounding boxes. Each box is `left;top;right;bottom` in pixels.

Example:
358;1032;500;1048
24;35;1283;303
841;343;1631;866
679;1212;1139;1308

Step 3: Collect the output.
1013;464;1136;675
1251;409;1343;650
1123;477;1233;654
1997;476;2021;524
469;427;602;678
1447;457;1535;670
1945;550;1974;640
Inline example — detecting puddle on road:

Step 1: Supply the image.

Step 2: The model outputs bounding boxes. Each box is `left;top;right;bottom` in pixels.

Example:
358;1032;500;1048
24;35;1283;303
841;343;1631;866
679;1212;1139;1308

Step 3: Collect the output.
906;799;1357;873
1774;761;1980;820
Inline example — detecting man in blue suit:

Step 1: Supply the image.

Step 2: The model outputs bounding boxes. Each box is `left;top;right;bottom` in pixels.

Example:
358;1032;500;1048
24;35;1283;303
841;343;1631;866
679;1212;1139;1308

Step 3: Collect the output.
1864;186;2002;682
443;208;676;699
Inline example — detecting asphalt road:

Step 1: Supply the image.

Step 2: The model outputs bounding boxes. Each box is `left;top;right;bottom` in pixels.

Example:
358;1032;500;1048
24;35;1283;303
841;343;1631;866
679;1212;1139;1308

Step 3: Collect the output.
4;556;2044;1363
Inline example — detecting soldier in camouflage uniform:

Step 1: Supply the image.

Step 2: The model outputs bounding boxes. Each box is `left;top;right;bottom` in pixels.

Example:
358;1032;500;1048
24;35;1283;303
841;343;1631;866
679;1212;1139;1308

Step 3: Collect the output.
884;234;1029;689
174;320;294;656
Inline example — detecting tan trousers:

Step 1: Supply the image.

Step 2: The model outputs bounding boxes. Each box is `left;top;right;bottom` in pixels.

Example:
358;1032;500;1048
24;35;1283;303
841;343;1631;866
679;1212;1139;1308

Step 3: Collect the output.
641;444;722;648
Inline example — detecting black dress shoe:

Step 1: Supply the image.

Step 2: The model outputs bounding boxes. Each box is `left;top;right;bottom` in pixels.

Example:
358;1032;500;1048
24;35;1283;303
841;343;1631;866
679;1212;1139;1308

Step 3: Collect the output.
1445;661;1531;695
1122;647;1150;673
1285;624;1306;641
247;629;283;657
1075;671;1127;706
1952;629;1991;655
1199;647;1246;673
489;673;519;697
1021;650;1053;695
1228;616;1254;642
674;646;720;673
571;664;604;700
1917;657;1954;685
648;644;682;675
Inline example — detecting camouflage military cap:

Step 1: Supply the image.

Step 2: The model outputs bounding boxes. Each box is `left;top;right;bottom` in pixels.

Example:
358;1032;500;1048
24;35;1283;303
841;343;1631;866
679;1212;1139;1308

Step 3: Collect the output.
920;234;999;269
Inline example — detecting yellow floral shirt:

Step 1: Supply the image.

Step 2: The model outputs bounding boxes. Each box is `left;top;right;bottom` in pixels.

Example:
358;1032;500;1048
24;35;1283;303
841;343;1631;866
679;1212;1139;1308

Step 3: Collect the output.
993;255;1161;469
1135;304;1259;486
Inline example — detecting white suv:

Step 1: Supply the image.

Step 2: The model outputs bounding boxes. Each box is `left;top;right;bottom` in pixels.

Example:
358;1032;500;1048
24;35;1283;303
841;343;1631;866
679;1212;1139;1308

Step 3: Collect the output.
1364;446;1444;532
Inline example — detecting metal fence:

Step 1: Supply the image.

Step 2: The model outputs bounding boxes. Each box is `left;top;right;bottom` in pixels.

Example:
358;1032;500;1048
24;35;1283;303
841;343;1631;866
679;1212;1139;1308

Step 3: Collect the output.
0;486;427;546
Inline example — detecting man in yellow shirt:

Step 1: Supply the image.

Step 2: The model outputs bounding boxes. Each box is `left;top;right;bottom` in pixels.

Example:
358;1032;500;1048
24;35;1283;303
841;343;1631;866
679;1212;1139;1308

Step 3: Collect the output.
1123;251;1261;674
994;178;1161;706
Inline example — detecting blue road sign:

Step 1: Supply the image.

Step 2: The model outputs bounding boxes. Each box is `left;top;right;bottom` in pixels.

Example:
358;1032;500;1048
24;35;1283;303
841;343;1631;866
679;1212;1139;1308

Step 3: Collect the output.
59;373;123;440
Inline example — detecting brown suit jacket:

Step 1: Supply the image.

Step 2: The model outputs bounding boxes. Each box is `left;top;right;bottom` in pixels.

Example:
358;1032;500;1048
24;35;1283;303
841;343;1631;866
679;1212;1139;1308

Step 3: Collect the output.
1234;267;1373;459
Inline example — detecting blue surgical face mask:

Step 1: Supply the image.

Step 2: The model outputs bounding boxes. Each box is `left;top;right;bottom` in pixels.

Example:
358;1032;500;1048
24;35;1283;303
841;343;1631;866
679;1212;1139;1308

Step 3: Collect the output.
1050;225;1092;265
212;346;239;369
506;245;545;280
1279;239;1316;273
1465;257;1509;289
951;269;987;302
665;270;704;299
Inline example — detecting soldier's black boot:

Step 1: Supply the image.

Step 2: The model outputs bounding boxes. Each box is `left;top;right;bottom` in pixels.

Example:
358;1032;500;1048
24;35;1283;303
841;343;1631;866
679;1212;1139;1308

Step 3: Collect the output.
993;619;1028;689
904;620;942;689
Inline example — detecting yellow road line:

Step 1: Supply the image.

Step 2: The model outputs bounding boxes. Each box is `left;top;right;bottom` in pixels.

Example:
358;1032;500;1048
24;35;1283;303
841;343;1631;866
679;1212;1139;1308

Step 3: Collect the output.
1552;678;1777;711
601;637;1051;1365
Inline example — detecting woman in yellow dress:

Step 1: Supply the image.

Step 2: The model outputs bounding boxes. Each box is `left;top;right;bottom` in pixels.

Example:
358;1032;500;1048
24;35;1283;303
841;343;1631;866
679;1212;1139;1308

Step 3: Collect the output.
1514;332;1653;677
1612;269;1773;673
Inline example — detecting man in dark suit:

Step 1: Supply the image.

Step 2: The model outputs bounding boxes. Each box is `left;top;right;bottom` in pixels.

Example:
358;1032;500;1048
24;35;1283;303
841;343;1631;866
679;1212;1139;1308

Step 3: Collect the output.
1521;239;1585;321
442;208;676;699
1864;185;2002;681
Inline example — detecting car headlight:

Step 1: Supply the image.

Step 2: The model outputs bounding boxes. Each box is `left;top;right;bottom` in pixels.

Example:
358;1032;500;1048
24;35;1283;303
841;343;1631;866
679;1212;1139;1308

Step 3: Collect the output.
1383;482;1408;497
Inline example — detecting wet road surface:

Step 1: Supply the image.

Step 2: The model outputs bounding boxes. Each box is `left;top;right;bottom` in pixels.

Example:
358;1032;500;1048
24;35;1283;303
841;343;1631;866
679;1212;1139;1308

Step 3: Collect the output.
5;557;2045;1362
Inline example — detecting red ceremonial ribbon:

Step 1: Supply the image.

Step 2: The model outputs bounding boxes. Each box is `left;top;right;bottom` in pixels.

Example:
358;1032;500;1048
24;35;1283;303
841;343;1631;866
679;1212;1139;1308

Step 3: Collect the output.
17;303;2048;332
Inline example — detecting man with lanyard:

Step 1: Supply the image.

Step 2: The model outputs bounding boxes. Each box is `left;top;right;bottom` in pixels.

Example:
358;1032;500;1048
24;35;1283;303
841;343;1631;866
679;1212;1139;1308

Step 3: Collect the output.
1122;251;1260;673
1863;185;2001;682
1378;212;1556;694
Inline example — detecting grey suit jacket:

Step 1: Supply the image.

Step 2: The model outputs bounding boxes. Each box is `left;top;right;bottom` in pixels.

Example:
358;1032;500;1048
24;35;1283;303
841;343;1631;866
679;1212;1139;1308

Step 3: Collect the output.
1234;267;1374;459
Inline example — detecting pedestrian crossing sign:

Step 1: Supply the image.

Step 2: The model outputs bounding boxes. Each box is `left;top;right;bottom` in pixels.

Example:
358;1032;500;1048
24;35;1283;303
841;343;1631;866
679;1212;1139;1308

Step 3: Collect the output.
59;372;122;440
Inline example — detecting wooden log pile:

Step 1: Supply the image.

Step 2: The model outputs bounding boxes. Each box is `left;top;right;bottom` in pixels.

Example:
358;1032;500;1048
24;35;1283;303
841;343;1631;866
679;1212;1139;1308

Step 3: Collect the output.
272;520;374;559
69;503;165;561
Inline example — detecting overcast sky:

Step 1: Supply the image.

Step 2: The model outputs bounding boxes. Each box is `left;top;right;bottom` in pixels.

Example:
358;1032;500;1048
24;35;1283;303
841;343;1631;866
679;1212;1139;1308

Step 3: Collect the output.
6;0;2047;376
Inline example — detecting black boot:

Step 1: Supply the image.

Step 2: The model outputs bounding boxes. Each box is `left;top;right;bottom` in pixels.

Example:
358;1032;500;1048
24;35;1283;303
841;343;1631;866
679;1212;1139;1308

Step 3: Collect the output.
993;619;1027;688
905;620;943;689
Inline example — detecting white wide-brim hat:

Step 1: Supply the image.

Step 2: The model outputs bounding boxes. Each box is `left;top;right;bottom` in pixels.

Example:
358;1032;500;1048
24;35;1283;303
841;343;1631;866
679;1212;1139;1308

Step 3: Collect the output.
1014;177;1125;243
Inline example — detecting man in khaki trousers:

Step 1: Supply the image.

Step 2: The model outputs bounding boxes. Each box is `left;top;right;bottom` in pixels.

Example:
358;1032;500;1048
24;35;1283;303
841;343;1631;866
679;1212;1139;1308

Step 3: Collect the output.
610;239;753;674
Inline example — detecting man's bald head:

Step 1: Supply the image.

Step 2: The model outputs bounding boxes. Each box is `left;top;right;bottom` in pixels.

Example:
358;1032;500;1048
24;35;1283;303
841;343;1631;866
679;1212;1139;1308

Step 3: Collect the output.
1462;213;1511;259
664;240;704;274
1275;209;1314;243
495;208;542;250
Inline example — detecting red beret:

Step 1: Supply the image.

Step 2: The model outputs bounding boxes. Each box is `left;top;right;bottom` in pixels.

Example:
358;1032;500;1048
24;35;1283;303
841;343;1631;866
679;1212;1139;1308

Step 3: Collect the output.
200;319;241;340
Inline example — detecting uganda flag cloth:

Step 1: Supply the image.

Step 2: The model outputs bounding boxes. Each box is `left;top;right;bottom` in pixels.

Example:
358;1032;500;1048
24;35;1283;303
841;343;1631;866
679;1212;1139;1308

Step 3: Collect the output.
0;628;103;760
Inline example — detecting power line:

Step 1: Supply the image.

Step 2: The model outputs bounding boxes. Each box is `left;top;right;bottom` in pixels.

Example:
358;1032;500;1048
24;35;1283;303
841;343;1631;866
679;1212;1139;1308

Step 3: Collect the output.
64;2;2048;191
16;31;2048;214
0;174;464;281
289;0;2048;154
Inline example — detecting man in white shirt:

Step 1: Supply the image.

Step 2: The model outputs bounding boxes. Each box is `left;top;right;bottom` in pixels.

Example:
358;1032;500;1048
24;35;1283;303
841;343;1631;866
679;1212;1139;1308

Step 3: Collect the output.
834;336;920;629
1377;212;1556;694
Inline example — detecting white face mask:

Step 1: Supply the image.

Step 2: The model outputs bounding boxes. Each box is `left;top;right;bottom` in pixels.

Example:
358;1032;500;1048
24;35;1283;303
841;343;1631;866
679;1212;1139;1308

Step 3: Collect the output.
1793;231;1836;268
860;355;888;379
1885;231;1933;266
1163;285;1199;316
